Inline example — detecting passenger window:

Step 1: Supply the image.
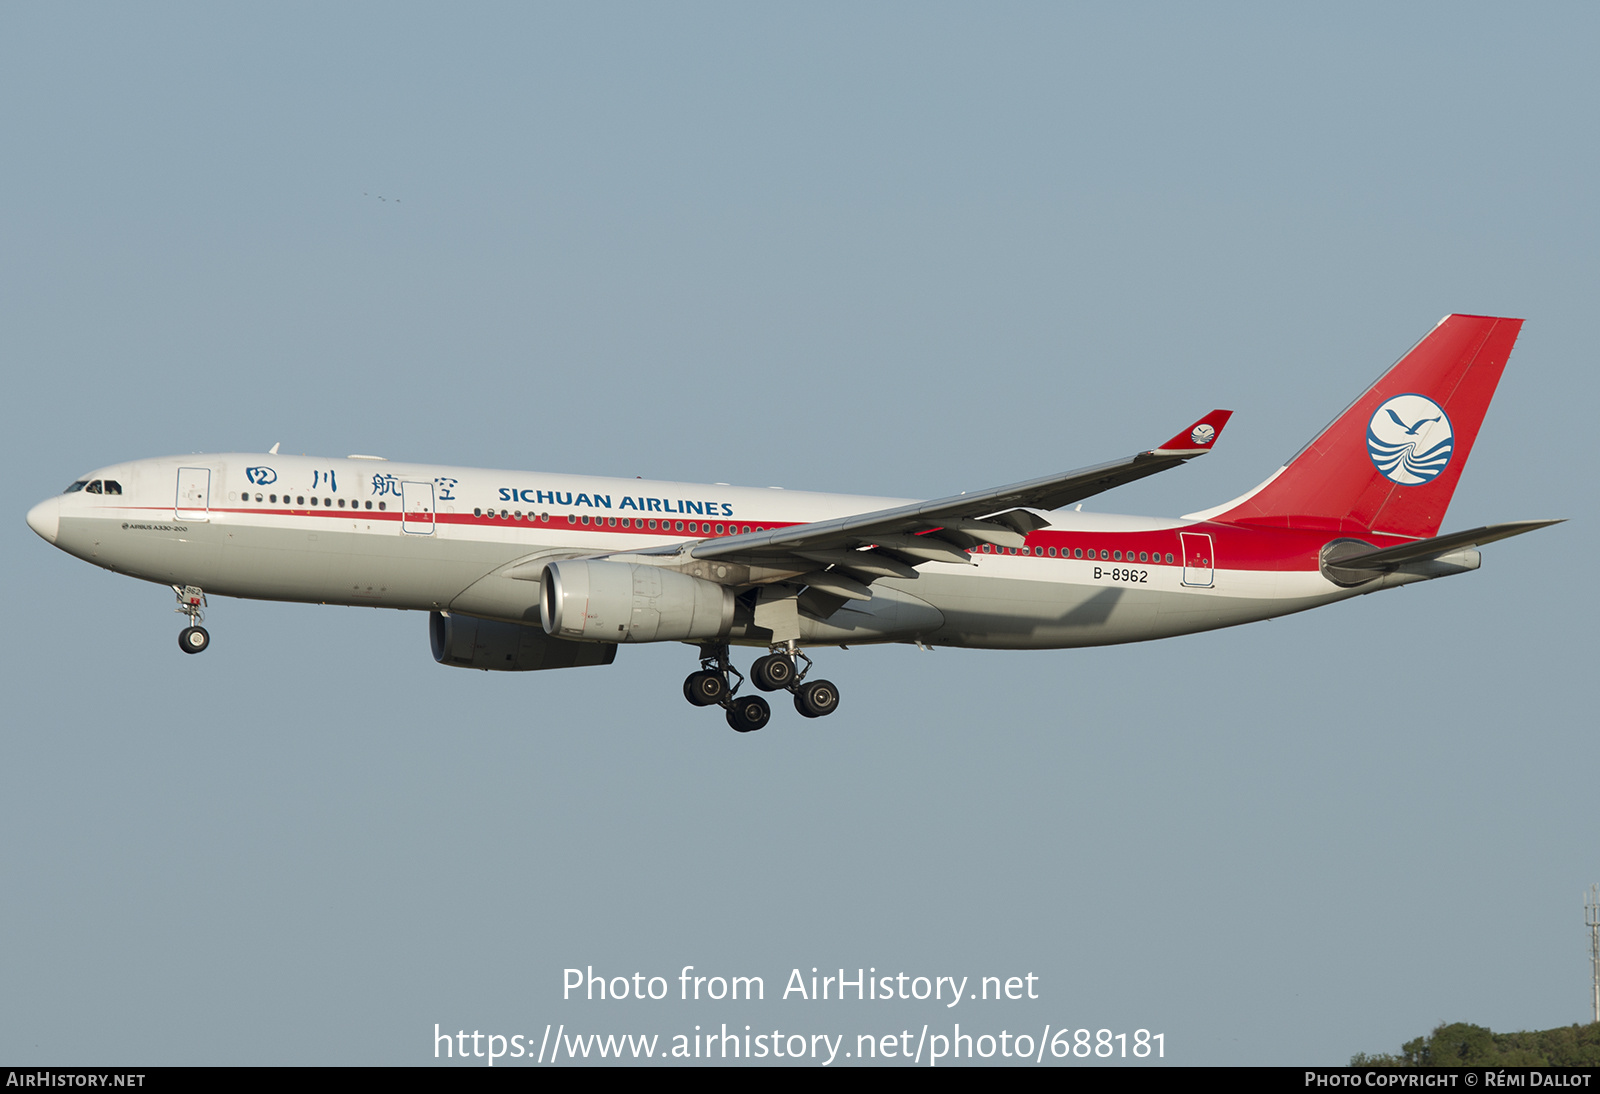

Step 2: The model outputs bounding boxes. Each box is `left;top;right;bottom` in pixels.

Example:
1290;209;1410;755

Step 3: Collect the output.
674;521;684;531
377;502;386;510
365;500;372;509
1048;547;1057;557
86;480;103;494
688;522;698;533
270;494;278;503
310;497;318;506
64;480;87;493
103;480;122;495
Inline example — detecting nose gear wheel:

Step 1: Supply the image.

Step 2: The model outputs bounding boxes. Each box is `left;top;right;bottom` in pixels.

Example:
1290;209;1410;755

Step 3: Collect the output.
172;585;212;654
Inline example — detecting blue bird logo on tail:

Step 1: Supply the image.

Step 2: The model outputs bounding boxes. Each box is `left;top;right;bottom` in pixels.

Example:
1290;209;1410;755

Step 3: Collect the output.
1368;395;1453;485
1384;407;1442;436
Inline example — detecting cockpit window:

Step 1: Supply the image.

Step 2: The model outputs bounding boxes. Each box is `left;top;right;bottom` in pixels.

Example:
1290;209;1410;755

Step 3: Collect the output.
85;480;103;494
63;480;87;493
103;480;122;495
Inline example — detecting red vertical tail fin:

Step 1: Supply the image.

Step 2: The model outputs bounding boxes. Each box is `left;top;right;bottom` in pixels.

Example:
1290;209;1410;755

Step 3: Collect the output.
1204;314;1523;539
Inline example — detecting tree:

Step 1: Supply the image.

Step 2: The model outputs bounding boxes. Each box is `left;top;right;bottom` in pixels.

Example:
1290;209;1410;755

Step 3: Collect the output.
1352;1021;1600;1066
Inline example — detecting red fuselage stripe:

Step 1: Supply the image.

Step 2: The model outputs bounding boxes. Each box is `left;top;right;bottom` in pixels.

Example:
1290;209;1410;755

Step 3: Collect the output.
106;504;1414;573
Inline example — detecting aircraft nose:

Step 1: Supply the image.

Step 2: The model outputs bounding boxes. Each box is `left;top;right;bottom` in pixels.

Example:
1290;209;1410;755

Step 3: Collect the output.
27;497;60;544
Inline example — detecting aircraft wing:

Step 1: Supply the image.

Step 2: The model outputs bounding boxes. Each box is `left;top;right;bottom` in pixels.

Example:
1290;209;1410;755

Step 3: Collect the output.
687;410;1233;592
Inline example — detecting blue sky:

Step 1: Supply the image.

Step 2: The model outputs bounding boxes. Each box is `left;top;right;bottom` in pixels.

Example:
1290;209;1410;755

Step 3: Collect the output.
2;3;1593;1065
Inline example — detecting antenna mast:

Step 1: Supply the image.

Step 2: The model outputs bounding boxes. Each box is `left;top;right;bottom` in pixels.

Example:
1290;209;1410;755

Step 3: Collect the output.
1587;884;1600;1025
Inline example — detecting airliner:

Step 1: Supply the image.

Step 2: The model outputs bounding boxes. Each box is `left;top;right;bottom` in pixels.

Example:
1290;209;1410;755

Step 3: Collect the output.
25;314;1557;732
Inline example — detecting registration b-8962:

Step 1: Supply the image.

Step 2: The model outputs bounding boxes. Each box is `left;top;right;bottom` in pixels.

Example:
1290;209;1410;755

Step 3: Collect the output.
1093;567;1149;583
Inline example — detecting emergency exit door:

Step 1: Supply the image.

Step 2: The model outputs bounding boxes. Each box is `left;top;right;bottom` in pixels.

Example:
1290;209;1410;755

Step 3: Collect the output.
175;467;211;522
401;481;435;535
1180;532;1214;588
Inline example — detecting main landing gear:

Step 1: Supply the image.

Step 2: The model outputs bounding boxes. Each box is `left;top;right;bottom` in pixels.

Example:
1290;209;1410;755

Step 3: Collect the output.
682;642;841;732
173;585;211;654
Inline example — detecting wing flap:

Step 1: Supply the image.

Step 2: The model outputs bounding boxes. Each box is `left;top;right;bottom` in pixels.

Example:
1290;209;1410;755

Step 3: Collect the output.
796;570;874;601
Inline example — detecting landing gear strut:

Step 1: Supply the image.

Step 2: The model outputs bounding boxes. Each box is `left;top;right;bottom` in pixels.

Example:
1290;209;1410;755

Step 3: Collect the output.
173;585;210;654
683;641;839;730
682;642;770;732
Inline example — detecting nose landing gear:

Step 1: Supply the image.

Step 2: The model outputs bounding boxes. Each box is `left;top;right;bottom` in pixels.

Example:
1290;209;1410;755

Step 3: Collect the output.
173;585;211;654
683;642;840;731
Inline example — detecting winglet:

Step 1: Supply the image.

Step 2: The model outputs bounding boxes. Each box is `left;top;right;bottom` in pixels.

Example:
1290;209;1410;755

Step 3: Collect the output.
1150;410;1233;456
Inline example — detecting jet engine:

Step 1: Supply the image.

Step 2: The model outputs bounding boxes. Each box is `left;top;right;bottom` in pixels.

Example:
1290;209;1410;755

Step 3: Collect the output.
541;559;734;643
429;610;616;671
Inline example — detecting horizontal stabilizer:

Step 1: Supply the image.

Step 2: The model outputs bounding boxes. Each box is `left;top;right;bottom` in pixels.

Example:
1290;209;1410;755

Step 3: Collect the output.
1334;519;1562;572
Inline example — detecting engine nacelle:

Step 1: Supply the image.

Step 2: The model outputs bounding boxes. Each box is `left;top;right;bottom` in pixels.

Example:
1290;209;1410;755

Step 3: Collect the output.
541;559;735;643
430;610;617;671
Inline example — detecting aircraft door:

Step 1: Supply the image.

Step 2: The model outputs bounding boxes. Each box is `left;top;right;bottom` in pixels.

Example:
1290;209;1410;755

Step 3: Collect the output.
175;467;211;522
1179;532;1214;588
401;480;436;535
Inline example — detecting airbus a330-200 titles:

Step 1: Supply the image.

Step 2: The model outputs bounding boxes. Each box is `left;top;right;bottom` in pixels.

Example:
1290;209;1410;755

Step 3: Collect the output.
27;314;1559;732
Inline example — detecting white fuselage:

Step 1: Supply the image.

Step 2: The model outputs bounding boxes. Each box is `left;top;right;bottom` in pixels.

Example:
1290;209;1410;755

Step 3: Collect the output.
27;452;1414;652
